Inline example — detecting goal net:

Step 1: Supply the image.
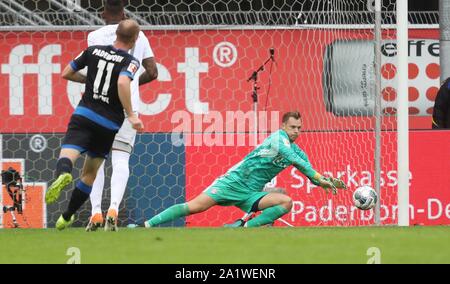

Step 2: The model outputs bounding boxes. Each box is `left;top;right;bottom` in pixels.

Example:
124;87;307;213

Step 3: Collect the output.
0;0;438;228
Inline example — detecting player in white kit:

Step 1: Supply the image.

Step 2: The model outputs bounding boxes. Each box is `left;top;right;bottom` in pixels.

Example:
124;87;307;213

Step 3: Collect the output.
85;0;158;231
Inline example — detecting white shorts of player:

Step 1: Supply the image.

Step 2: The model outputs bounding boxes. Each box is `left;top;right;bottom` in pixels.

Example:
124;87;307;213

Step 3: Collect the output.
112;113;138;154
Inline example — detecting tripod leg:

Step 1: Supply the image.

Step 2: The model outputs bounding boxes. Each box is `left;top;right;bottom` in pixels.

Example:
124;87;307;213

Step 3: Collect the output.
10;210;19;228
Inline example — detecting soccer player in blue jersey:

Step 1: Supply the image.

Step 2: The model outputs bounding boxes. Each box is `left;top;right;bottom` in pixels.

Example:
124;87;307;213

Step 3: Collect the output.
87;0;158;232
45;19;144;230
145;111;347;228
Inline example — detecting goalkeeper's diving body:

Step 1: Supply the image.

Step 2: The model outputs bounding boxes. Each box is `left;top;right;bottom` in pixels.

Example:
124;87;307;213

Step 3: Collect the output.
145;111;347;228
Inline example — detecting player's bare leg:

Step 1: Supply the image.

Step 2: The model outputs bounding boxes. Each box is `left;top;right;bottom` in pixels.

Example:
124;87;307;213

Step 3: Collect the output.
186;193;218;214
145;193;217;227
262;187;287;227
224;187;287;227
244;193;292;227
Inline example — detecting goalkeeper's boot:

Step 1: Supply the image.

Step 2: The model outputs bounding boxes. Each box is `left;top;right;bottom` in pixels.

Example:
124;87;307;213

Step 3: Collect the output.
105;209;118;232
45;173;72;204
56;214;75;231
224;212;255;228
223;219;246;228
85;213;104;232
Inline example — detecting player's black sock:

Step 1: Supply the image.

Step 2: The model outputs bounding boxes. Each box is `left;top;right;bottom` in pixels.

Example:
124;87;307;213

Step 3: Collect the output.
62;181;92;221
56;157;73;176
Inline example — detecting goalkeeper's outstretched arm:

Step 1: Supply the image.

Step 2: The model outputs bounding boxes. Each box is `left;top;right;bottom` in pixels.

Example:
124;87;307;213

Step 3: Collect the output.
271;131;346;194
295;147;347;193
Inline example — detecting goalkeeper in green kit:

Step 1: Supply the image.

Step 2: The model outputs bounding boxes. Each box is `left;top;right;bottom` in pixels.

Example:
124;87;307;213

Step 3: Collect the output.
145;111;347;228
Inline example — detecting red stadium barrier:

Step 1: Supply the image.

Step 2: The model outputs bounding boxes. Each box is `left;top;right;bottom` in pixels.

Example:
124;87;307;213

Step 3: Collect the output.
186;130;450;226
0;29;440;133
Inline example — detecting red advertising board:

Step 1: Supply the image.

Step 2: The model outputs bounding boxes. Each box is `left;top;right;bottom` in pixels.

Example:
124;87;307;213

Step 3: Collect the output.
0;29;440;133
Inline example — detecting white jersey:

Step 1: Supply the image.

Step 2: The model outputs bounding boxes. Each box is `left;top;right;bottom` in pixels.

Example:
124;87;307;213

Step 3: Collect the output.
87;24;154;112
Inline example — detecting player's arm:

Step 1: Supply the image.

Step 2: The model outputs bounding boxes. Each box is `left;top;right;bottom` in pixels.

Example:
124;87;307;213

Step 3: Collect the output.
119;59;144;131
272;133;344;194
138;35;158;86
62;49;88;83
271;134;319;178
118;75;143;131
118;76;133;116
61;64;86;83
289;154;339;194
293;147;346;192
139;57;158;86
432;81;450;128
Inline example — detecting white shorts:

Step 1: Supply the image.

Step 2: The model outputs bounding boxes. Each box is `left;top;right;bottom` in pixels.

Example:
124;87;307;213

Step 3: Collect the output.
112;115;137;153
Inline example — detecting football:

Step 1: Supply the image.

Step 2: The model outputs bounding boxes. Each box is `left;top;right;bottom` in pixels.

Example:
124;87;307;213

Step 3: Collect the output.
353;186;378;210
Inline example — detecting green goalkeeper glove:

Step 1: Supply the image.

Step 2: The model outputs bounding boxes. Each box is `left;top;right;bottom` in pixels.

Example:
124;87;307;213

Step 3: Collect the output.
328;177;347;190
318;176;347;195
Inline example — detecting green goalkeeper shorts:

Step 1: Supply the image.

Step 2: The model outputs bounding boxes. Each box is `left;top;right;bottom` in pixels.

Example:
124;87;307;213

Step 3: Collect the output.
203;176;268;213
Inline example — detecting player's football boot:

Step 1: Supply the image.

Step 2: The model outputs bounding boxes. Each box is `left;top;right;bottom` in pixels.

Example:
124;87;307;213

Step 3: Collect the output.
224;212;255;228
223;219;246;228
105;209;118;231
45;173;73;204
56;214;75;230
85;213;104;232
126;223;140;228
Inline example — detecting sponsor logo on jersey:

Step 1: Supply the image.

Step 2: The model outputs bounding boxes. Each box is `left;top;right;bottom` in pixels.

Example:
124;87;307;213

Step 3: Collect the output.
92;48;124;63
127;60;139;75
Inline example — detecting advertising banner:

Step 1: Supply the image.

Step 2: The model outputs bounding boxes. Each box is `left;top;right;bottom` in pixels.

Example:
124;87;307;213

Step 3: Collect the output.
186;131;450;226
0;29;440;133
0;29;447;227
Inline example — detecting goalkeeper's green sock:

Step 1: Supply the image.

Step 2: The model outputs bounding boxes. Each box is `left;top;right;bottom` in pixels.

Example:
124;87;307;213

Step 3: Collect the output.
245;205;289;228
146;203;190;227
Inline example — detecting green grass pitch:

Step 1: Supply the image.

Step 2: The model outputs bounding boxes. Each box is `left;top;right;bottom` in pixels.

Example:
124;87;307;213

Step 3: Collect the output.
0;226;449;264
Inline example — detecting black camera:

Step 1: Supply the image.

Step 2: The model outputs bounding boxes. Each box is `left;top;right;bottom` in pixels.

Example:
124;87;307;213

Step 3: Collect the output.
1;167;24;223
2;167;21;186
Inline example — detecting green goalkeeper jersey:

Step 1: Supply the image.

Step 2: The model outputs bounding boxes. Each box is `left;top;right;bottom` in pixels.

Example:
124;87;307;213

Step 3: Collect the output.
222;129;319;192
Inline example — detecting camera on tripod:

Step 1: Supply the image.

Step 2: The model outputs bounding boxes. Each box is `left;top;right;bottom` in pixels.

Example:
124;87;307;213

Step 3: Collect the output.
1;167;24;228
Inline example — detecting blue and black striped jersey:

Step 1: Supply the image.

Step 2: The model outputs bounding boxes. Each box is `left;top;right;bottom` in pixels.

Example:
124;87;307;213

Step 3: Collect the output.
70;45;140;131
